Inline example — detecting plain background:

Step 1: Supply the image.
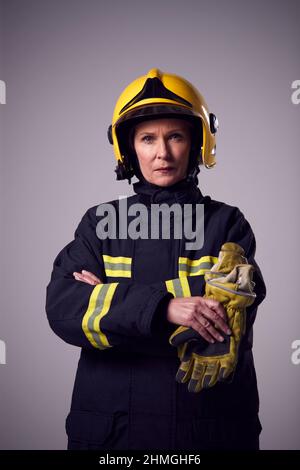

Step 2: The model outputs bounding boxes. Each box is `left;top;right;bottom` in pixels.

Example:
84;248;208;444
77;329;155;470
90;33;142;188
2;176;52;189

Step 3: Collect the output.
0;0;299;450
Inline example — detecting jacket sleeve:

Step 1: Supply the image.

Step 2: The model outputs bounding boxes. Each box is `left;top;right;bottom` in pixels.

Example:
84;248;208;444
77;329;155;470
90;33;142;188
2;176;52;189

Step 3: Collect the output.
46;208;174;350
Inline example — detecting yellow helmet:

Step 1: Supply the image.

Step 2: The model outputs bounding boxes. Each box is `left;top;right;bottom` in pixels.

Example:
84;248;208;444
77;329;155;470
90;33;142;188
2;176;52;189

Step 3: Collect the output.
107;68;218;181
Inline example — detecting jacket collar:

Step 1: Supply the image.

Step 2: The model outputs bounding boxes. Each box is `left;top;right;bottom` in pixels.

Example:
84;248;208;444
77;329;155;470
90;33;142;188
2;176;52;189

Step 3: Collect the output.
133;178;205;205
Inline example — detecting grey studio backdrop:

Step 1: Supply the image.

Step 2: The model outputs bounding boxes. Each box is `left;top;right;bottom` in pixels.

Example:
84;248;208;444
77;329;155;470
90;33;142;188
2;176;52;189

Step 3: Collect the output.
0;0;299;450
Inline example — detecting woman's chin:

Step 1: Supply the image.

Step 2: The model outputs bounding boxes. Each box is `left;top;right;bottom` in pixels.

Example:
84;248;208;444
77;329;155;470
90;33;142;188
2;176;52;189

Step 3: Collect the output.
150;173;184;187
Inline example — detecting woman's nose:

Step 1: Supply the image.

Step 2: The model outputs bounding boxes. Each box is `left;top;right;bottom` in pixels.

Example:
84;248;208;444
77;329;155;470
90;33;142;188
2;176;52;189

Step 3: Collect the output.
156;138;169;159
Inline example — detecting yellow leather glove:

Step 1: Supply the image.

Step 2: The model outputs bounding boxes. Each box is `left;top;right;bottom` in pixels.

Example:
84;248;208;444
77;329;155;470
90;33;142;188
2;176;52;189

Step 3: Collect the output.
169;243;256;393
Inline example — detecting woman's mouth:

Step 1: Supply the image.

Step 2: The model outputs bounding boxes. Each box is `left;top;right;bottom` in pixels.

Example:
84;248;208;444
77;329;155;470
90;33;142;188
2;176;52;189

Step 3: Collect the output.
155;167;175;173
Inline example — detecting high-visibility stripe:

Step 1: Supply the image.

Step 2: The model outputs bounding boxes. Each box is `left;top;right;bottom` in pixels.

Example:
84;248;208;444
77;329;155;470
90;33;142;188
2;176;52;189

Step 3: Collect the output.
165;277;191;298
179;264;211;276
179;256;217;267
103;255;132;278
180;276;191;297
165;279;176;297
173;278;184;297
178;256;218;277
104;262;131;271
105;269;131;278
103;255;132;264
82;283;118;349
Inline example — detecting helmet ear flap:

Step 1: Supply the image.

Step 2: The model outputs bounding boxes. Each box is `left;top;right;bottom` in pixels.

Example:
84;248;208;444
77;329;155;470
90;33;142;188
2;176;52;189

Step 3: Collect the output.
107;125;113;145
108;124;134;182
114;161;135;181
114;161;127;180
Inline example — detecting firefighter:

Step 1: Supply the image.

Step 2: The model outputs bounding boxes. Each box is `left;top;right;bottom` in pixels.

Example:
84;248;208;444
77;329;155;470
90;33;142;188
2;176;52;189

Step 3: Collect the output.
46;68;266;450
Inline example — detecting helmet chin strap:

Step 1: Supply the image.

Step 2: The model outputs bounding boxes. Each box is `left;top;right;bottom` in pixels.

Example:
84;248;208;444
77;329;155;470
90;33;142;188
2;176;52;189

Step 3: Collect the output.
186;165;200;184
185;145;201;184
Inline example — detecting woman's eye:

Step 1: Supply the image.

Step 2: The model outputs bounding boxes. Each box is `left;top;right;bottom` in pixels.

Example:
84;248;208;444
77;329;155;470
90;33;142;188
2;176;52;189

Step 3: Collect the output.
142;135;154;143
169;133;183;141
140;133;184;143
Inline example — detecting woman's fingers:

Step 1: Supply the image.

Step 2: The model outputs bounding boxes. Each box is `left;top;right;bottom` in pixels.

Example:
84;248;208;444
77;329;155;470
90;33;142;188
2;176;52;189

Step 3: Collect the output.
197;314;225;342
167;298;220;344
164;296;232;344
204;298;226;319
73;272;92;284
185;297;231;343
200;301;232;336
192;321;216;343
82;270;102;284
73;270;102;285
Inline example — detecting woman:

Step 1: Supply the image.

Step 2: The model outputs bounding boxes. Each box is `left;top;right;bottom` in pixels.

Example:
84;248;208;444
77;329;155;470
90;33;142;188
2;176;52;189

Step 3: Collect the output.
46;68;266;450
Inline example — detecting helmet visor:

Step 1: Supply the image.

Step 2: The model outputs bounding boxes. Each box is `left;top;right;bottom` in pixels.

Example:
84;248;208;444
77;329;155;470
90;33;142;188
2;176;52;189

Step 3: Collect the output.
115;104;200;128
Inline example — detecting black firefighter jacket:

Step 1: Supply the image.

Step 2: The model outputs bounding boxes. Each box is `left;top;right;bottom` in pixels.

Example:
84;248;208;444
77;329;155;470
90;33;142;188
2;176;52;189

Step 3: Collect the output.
46;179;266;450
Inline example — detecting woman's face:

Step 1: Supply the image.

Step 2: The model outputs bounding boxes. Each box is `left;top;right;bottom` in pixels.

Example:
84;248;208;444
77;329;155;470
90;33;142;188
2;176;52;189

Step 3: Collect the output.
133;118;192;187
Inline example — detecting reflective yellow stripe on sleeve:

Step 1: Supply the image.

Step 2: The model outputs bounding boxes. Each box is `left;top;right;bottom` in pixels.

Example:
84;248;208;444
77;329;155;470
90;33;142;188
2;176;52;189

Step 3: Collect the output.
178;255;218;277
103;255;132;278
165;277;191;298
82;282;118;349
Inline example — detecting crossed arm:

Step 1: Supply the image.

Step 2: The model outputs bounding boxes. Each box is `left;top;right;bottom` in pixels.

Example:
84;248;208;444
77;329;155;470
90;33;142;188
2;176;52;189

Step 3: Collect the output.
46;207;265;352
73;269;231;344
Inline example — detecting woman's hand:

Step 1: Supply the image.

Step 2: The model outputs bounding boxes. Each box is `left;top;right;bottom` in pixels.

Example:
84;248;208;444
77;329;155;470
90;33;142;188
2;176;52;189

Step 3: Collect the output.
73;270;102;286
166;297;231;343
